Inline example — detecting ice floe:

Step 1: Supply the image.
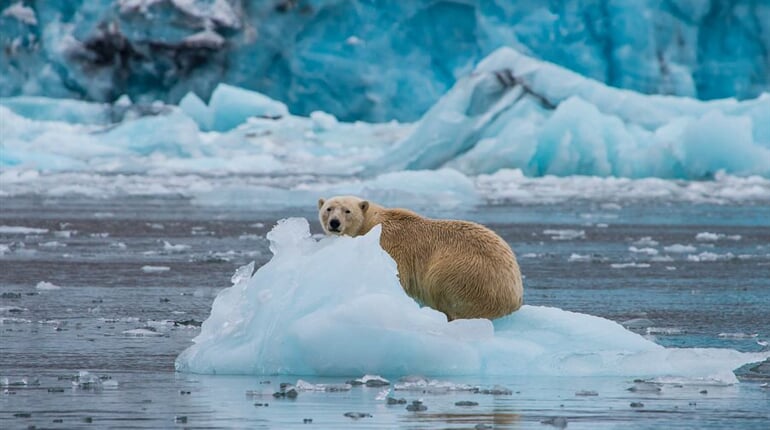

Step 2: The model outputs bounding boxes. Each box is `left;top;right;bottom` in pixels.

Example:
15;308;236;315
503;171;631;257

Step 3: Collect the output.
175;218;769;382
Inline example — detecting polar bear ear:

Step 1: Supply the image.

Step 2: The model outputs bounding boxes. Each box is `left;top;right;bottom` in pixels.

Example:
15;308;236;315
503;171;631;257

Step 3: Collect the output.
317;198;325;210
359;201;369;213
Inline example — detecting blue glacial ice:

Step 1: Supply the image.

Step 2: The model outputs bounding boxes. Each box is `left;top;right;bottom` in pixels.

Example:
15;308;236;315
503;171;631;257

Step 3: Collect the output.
378;48;770;179
175;218;769;381
2;46;769;192
2;1;769;122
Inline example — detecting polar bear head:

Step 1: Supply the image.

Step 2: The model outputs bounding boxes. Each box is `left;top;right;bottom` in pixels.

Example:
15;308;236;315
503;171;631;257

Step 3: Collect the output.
318;195;370;237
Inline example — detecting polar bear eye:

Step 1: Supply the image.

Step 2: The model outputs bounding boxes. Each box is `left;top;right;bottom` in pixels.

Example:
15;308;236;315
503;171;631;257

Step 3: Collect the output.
345;209;351;214
326;208;332;212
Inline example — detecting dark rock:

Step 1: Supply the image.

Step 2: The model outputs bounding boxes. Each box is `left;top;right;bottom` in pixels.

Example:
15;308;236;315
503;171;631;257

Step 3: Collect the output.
541;416;568;428
406;400;427;412
386;397;407;405
180;390;191;395
1;292;21;299
254;403;269;407
479;385;512;395
575;390;598;396
699;389;708;394
14;413;32;418
630;402;644;408
47;388;65;393
173;319;202;327
475;424;492;430
343;412;372;419
174;416;187;423
83;416;93;423
53;419;63;423
273;385;298;399
303;418;313;423
455;401;479;406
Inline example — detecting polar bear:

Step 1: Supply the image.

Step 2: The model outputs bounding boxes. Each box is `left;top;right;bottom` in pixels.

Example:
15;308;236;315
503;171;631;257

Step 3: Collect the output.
318;196;523;320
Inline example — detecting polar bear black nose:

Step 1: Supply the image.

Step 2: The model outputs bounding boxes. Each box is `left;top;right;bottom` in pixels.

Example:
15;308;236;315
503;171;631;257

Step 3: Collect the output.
329;219;340;230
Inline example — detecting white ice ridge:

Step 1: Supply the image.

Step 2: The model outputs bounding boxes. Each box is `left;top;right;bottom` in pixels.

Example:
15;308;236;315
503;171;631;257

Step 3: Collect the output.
175;218;769;381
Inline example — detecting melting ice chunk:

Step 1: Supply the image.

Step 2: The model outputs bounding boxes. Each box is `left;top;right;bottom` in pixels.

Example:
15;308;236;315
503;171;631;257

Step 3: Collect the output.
175;218;770;381
35;281;61;290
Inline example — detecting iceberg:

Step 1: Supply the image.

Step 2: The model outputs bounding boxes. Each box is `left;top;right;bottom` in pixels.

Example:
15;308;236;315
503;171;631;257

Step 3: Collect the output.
175;218;769;380
377;48;770;179
2;1;769;122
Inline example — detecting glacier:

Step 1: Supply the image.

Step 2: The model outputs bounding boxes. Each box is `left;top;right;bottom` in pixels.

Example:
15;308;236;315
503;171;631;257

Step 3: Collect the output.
1;1;769;122
2;47;769;200
175;217;769;379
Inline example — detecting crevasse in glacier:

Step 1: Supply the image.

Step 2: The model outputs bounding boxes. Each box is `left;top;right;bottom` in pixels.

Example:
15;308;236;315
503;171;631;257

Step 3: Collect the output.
1;0;769;122
175;218;769;379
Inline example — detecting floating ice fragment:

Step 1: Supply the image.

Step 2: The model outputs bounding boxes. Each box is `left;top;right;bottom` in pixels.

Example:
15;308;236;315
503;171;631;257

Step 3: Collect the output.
39;241;66;248
348;374;390;387
632;237;658;247
696;232;720;241
0;317;32;324
163;241;190;252
543;229;585;240
695;232;739;242
611;262;651;269
176;218;770;380
295;379;351;392
621;318;654;329
629;247;658;255
73;371;101;390
142;265;170;272
123;328;164;337
646;327;684;335
651;255;674;262
664;244;696;253
35;281;61;290
393;377;475;392
567;253;586;262
0;225;48;234
687;252;734;262
102;379;119;389
718;333;758;339
180;84;289;131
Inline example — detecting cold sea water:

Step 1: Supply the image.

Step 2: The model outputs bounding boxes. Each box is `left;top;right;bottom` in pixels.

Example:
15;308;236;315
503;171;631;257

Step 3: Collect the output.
1;194;769;429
